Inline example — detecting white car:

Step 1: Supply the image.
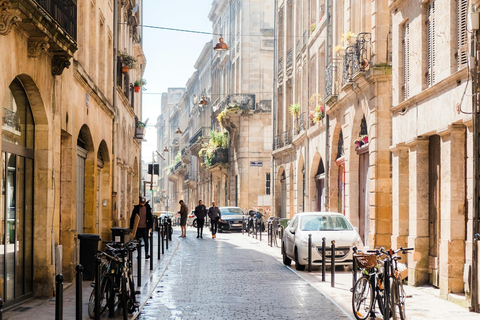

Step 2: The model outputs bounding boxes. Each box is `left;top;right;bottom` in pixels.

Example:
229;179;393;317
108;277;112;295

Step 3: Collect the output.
282;212;364;271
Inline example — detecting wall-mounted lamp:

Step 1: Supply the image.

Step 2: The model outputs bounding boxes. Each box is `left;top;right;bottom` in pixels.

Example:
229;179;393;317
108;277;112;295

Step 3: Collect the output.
164;146;169;152
214;36;229;51
199;96;208;106
175;127;183;134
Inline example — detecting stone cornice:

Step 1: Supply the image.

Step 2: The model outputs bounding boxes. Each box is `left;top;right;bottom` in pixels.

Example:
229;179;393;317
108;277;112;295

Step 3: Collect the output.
389;0;408;11
292;131;307;146
391;68;468;115
272;144;294;158
405;136;429;148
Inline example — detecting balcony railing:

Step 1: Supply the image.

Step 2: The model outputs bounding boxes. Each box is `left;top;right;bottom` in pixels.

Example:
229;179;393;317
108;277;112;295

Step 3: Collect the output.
278;57;284;82
294;112;305;135
217;94;255;112
283;129;292;145
286;48;293;77
174;161;182;171
343;32;371;85
211;148;228;166
325;59;342;102
190;126;210;145
274;133;284;150
36;0;78;40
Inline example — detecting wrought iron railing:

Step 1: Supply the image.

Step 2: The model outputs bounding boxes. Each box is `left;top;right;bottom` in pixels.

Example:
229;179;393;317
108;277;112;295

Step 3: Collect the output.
217;94;255;111
283;129;292;145
303;30;308;46
325;59;342;101
294;112;305;135
36;0;78;40
342;32;371;85
184;172;189;181
278;57;284;82
211;148;228;166
181;147;187;157
286;48;293;76
274;134;283;150
190;126;210;145
296;40;301;56
174;161;182;170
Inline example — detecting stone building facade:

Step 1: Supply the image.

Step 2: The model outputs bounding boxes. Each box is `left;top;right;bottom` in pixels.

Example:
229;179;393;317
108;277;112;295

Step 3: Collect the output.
0;0;144;304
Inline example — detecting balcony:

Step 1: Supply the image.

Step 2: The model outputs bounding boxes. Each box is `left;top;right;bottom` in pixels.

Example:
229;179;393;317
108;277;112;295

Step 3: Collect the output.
6;0;78;75
286;48;293;77
210;147;228;167
283;129;292;146
181;146;190;164
278;57;284;83
325;59;342;105
294;112;305;135
274;133;284;150
217;94;256;112
343;32;371;86
189;126;210;154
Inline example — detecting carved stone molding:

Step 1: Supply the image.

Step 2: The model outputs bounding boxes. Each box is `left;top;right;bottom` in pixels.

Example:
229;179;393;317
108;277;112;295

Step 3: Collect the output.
0;0;21;36
28;37;50;58
51;54;71;76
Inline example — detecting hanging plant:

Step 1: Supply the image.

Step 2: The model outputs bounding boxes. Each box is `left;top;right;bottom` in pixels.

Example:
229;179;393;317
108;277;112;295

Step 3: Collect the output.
312;105;325;124
118;51;137;72
134;79;146;93
199;130;228;168
289;103;301;117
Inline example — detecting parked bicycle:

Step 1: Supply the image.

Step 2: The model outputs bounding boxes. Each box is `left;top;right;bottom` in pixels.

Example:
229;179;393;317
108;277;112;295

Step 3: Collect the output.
88;240;140;319
351;246;412;320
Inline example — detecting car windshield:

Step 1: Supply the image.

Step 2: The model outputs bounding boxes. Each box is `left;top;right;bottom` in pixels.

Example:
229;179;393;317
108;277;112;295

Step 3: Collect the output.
300;215;352;231
220;208;244;215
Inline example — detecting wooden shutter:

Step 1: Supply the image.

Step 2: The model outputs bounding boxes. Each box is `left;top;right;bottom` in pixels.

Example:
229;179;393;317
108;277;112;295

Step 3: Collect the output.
427;1;436;86
403;21;410;100
457;0;468;68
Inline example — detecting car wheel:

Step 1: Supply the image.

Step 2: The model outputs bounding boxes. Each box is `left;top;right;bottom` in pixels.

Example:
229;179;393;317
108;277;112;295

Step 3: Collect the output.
282;243;291;266
193;219;197;228
294;247;305;271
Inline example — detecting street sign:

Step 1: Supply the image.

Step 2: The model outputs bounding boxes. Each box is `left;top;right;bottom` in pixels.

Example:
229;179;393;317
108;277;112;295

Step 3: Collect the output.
250;161;263;167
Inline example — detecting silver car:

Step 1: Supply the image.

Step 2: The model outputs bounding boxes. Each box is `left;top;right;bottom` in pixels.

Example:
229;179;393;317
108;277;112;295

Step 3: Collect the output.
282;212;364;271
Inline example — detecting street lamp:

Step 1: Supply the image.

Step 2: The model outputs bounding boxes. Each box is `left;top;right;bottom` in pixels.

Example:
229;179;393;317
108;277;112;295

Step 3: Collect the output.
214;35;229;51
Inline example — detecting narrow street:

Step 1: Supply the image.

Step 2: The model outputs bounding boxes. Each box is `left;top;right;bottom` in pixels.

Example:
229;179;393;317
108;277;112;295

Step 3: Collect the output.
137;228;350;320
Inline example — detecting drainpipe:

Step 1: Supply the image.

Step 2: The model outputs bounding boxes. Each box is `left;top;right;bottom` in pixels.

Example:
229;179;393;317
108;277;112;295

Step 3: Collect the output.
324;0;331;210
472;23;479;313
112;0;118;225
272;0;277;216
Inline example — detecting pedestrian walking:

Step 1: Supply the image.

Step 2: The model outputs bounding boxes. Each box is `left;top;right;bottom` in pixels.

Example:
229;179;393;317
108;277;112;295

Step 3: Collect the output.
130;197;153;259
178;200;189;238
194;200;207;238
207;201;221;239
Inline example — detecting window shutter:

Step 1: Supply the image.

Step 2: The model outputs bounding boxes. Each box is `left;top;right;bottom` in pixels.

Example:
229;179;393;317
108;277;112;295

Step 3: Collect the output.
403;22;410;100
427;1;436;86
457;0;468;68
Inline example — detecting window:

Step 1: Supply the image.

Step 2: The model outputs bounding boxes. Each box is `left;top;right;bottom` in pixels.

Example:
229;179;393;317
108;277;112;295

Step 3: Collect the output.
427;1;436;86
266;173;271;195
402;21;410;100
457;0;468;69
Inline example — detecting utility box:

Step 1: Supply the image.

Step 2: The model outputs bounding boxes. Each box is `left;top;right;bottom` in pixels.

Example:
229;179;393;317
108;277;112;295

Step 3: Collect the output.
78;234;101;281
111;227;131;243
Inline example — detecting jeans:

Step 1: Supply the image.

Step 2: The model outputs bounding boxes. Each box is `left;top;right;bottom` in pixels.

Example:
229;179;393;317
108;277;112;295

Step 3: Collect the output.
197;218;205;235
211;218;219;235
136;228;149;254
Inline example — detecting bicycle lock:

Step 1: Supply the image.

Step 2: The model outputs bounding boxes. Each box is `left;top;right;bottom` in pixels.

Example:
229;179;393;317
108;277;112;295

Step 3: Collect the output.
55;274;63;320
321;237;326;282
331;240;336;287
308;234;312;272
76;264;83;320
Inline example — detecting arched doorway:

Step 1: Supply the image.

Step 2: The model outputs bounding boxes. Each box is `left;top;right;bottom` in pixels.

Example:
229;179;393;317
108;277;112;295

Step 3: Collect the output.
355;116;369;246
281;170;286;218
315;159;325;211
1;78;35;302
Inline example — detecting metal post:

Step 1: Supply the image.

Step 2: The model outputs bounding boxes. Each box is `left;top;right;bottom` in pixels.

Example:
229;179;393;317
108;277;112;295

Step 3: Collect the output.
259;219;262;242
322;237;326;282
169;219;172;241
76;265;83;320
161;224;165;254
95;257;101;320
255;218;258;239
383;258;390;320
55;274;64;320
268;223;272;247
165;221;169;250
0;298;4;320
137;242;142;286
150;230;154;270
330;240;335;287
158;221;161;260
308;234;312;272
242;216;245;235
352;250;357;291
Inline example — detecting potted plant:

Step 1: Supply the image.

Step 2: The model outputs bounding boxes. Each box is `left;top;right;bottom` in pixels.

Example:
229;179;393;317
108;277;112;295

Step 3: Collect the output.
310;23;316;33
333;45;346;56
362;135;368;144
118;51;137;73
135;120;146;139
341;31;357;45
289;103;301;118
134;79;147;92
312;105;325;124
354;136;363;147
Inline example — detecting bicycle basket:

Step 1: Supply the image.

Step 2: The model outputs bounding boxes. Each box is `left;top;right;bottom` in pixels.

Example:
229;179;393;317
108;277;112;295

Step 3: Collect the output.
354;253;377;269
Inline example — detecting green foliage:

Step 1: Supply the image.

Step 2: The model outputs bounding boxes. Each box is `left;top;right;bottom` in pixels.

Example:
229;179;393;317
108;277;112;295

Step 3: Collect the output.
174;151;181;164
217;105;241;125
289;103;301;117
134;79;147;87
199;130;228;168
118;51;137;69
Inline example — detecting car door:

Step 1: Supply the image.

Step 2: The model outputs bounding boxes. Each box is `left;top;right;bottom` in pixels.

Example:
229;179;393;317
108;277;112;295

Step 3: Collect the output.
284;216;298;258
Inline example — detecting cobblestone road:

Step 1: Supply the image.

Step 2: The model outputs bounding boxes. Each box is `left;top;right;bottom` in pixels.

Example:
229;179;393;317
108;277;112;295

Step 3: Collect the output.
137;229;350;320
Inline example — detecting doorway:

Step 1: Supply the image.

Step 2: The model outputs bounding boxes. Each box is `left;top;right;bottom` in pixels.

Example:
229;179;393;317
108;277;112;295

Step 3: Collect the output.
429;135;441;287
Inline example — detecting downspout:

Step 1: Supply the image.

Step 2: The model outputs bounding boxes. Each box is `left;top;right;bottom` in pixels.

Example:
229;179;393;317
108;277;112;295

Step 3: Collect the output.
305;0;310;211
324;0;331;210
112;0;118;226
272;0;277;216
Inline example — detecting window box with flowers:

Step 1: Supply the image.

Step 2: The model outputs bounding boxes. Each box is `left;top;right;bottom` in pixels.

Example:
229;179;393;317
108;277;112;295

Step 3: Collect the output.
118;51;137;73
134;79;147;92
135;120;146;139
354;135;368;148
311;105;325;124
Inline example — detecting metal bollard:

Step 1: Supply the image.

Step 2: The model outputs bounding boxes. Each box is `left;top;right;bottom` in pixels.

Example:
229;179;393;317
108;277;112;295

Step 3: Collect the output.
259;220;262;242
95;257;101;320
165;222;169;250
137;242;142;287
158;223;161;260
150;230;154;270
55;274;64;320
168;220;172;241
383;258;390;320
242;216;245;235
161;224;165;254
0;298;3;320
254;218;258;239
321;237;326;282
76;265;83;320
331;240;335;287
268;223;272;247
352;246;357;291
308;234;312;272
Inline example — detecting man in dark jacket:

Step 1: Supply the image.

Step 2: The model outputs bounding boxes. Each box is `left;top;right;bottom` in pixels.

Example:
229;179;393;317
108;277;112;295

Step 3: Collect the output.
207;201;221;239
194;200;207;238
130;197;153;258
178;200;189;238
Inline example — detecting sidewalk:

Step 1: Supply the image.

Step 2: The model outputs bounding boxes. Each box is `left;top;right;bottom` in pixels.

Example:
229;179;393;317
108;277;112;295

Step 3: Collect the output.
241;230;480;320
3;230;180;320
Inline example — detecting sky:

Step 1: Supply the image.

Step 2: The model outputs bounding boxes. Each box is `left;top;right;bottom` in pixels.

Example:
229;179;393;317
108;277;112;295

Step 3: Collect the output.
140;0;213;162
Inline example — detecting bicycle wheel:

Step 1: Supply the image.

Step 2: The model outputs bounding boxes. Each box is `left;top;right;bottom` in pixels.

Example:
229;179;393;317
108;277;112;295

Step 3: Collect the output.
126;273;137;313
88;276;111;319
120;277;128;320
352;276;374;320
391;277;406;320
